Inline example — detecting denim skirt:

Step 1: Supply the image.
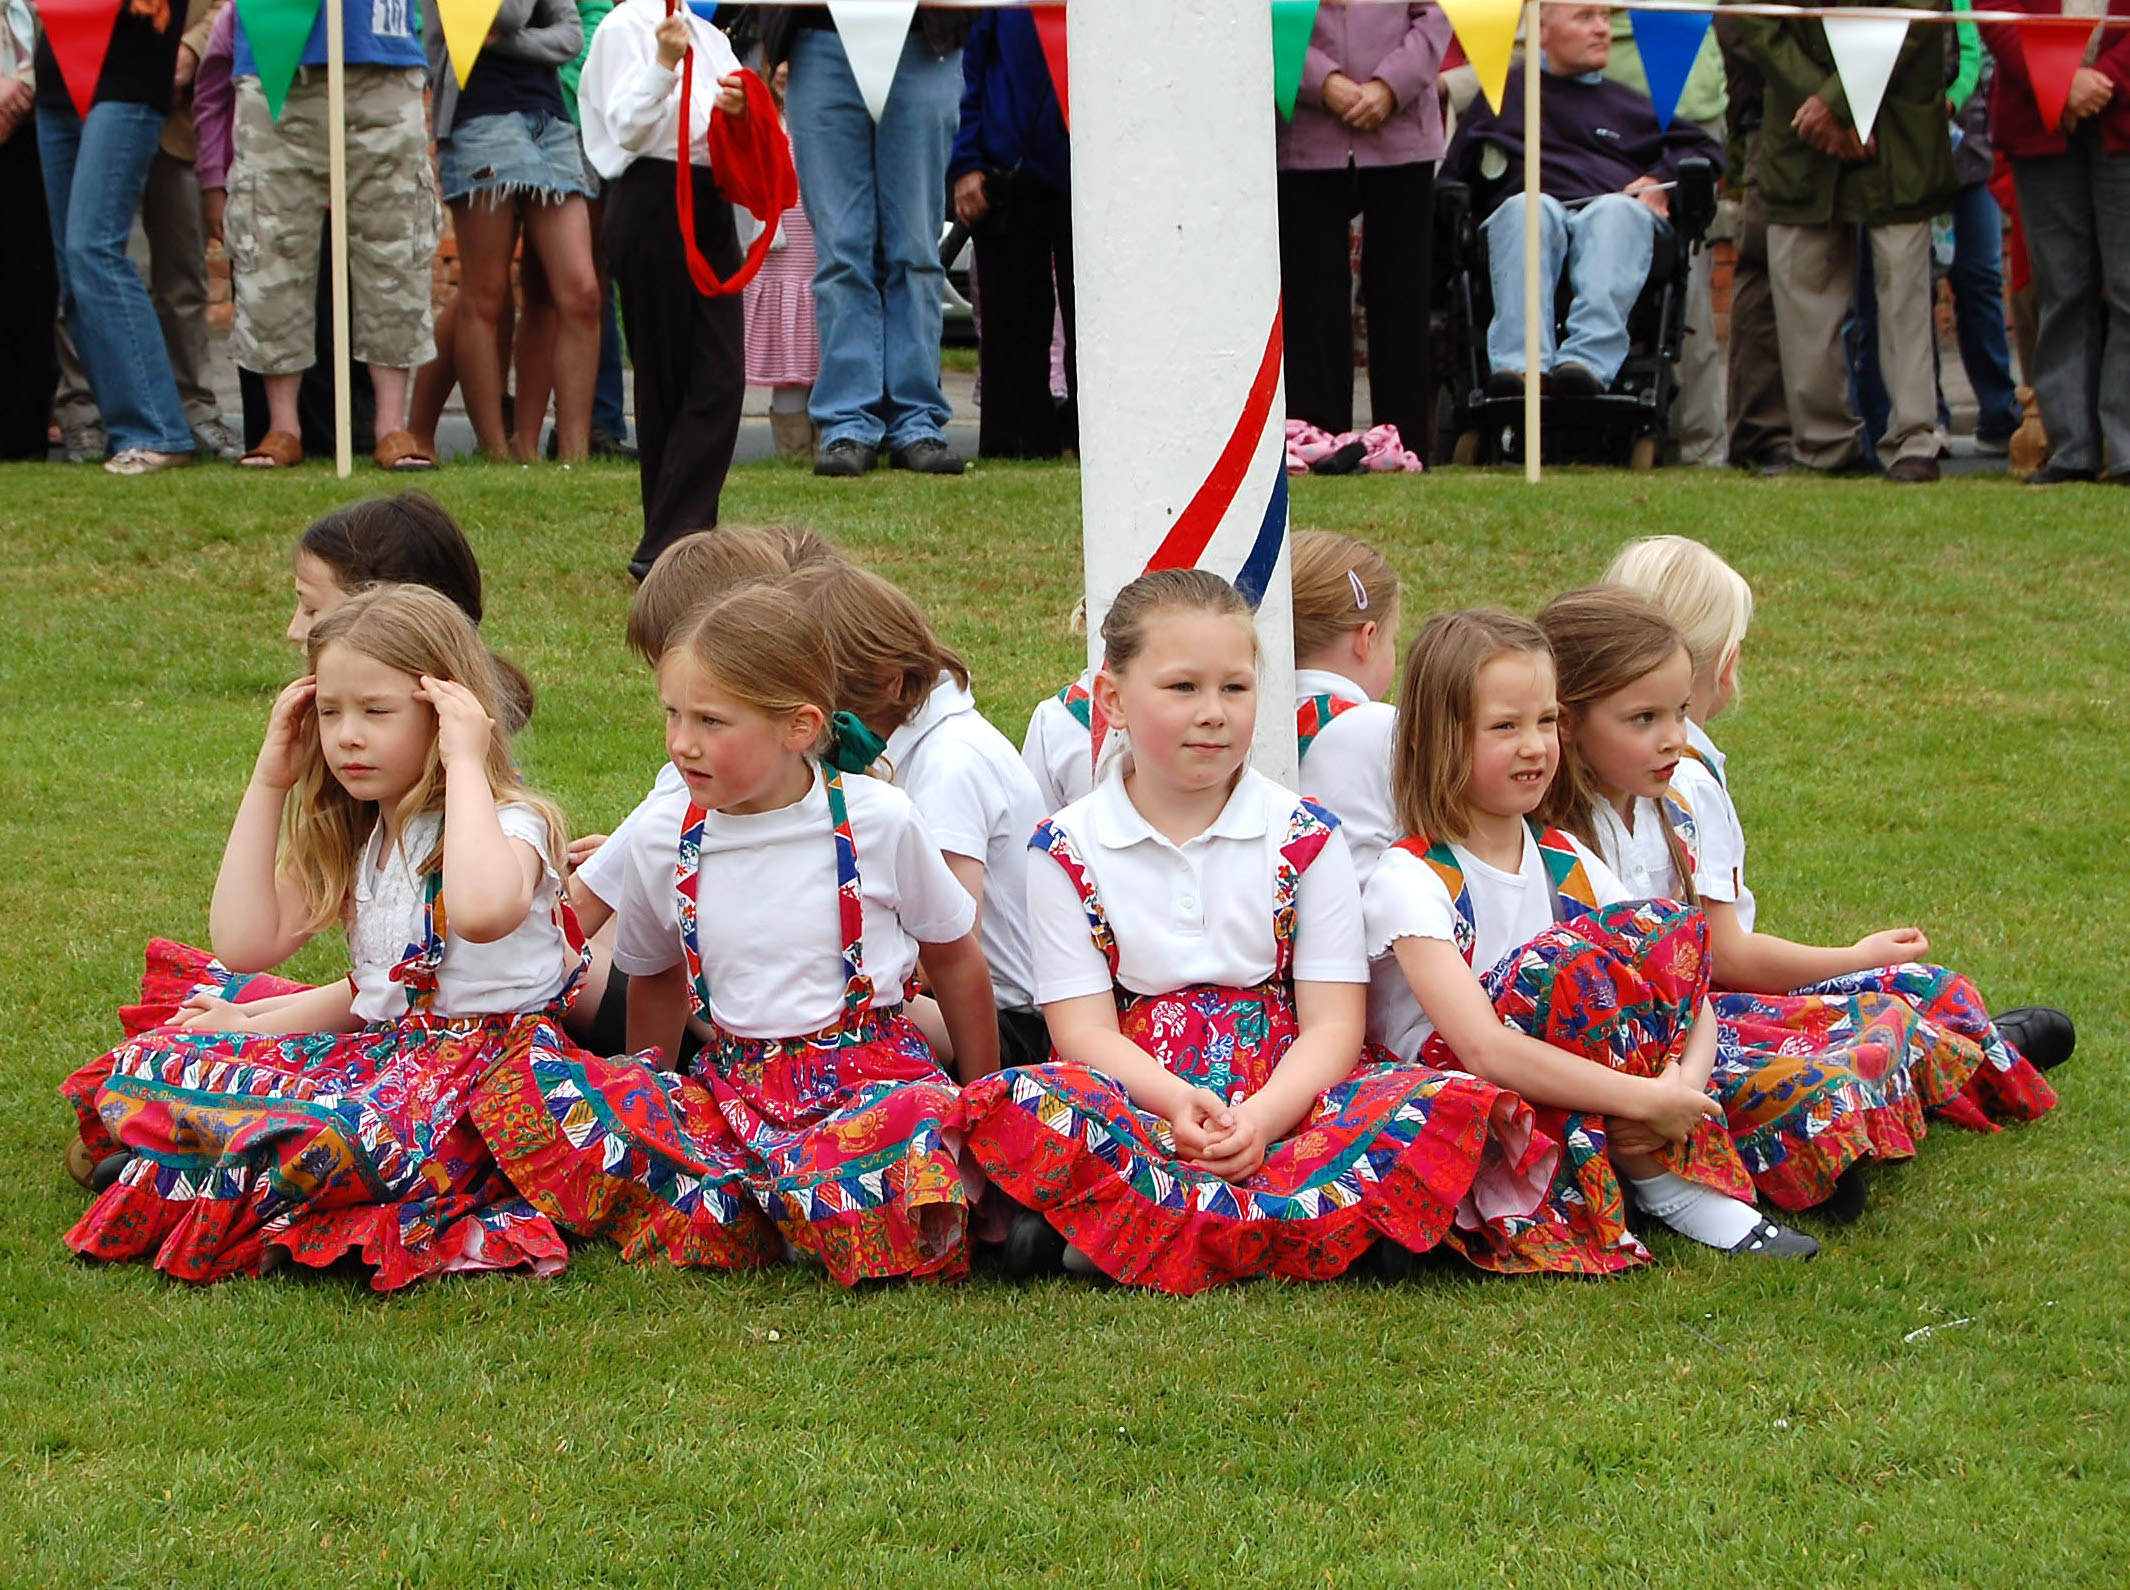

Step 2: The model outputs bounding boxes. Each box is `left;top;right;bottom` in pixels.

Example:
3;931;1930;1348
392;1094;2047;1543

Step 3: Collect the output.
438;110;589;206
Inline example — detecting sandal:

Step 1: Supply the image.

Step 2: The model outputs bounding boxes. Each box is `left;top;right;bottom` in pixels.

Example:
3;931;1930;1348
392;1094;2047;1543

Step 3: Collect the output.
373;430;436;471
238;429;303;469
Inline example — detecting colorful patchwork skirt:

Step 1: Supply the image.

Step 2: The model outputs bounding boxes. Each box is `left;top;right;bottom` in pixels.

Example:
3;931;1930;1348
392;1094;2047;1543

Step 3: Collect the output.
1430;899;1756;1276
67;1007;570;1291
62;938;313;1161
469;1013;969;1286
957;979;1555;1294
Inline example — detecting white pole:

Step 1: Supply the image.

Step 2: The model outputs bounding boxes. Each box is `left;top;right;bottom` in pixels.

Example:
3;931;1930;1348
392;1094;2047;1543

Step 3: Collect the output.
1068;0;1297;786
1523;0;1542;483
326;0;353;478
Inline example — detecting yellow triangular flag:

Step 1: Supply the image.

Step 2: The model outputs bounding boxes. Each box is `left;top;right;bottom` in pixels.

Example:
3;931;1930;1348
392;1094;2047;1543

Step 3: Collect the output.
1440;0;1524;116
438;0;508;91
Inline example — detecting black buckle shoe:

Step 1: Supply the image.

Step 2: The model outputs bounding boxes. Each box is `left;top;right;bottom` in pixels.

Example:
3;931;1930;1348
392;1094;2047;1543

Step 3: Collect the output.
90;1151;137;1194
1727;1218;1819;1258
1991;1005;2075;1071
1004;1207;1066;1279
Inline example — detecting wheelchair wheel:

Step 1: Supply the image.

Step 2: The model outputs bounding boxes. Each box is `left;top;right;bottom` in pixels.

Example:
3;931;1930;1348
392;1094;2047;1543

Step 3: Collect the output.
1629;435;1659;472
1451;430;1483;467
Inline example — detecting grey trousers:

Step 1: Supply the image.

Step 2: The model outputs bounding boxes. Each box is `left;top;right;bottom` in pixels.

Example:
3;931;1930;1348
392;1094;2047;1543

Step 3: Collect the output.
1768;218;1937;469
1671;114;1728;465
53;148;219;433
1726;133;1792;465
2012;125;2130;475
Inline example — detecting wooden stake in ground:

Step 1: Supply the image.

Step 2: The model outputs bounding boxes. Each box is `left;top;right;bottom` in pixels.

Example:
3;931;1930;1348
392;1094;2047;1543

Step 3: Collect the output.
1066;0;1298;784
326;0;352;478
1523;0;1542;484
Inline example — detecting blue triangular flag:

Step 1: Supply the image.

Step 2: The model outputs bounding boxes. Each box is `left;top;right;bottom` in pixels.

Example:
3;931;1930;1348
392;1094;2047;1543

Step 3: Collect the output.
1628;10;1712;132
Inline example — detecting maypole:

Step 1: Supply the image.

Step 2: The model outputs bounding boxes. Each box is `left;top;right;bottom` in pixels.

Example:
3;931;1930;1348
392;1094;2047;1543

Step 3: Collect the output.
1067;0;1298;784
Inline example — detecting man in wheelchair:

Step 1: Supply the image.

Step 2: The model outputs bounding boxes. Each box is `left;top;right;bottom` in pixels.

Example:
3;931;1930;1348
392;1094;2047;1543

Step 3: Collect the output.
1443;3;1724;400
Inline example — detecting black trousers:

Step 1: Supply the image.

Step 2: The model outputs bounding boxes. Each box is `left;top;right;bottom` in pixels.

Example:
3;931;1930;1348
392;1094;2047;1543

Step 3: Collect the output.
606;158;745;566
1277;161;1435;462
0;131;59;459
971;177;1076;459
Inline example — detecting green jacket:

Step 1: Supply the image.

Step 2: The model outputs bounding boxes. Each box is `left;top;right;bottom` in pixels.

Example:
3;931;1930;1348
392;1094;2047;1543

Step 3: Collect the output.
1730;0;1956;226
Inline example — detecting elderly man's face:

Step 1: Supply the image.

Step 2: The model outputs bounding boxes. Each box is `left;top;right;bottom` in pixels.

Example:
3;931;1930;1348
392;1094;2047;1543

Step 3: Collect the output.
1541;4;1614;76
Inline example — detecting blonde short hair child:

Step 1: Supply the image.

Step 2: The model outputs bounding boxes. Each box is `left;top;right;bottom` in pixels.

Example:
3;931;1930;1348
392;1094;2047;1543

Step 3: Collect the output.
1604;535;1754;689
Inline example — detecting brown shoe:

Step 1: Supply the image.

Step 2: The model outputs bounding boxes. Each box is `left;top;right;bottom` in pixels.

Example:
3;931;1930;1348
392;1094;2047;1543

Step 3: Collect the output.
1885;455;1940;484
239;429;303;469
373;429;436;471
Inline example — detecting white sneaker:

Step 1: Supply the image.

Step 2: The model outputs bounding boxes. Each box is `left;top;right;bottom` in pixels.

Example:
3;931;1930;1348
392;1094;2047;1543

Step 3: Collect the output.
191;417;243;462
104;448;194;476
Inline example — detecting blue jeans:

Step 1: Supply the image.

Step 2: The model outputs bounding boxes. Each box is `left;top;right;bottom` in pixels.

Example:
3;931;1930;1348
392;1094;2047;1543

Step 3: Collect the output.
37;100;194;455
1483;191;1657;386
595;282;627;439
786;28;960;449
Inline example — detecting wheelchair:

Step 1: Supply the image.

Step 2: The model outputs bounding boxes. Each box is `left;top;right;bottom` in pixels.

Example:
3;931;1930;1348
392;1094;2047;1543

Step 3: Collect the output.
1434;156;1717;470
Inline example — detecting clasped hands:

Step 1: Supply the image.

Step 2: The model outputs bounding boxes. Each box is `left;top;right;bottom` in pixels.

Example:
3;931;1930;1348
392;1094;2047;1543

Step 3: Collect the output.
1321;71;1397;134
1164;1086;1273;1184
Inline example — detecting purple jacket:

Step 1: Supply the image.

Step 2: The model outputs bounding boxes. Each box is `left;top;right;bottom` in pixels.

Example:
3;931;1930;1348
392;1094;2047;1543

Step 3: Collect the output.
1277;3;1452;170
193;1;238;192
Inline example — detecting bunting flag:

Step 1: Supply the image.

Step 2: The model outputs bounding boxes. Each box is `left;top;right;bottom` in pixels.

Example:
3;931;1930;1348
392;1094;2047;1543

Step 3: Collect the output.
827;0;919;123
1270;1;1318;120
34;0;125;119
1032;2;1069;129
1439;0;1522;115
437;0;506;90
1822;13;1909;144
1628;10;1711;131
235;0;324;119
2020;20;2094;133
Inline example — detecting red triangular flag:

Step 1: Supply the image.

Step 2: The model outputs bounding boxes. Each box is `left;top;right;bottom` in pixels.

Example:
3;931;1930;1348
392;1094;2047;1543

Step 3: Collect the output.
2023;21;2095;134
35;0;126;119
1033;4;1070;131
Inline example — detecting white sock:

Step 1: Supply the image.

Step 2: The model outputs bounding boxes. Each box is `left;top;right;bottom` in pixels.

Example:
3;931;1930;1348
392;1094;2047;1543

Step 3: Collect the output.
1628;1171;1763;1251
1061;1244;1102;1277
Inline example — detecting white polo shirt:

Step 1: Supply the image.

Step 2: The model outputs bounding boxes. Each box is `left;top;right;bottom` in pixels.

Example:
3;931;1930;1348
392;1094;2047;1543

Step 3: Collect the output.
1293;667;1399;889
885;673;1044;1013
575;760;688;911
1682;722;1757;930
1021;668;1096;814
347;805;575;1023
1590;795;1718;902
1027;764;1367;1005
1362;827;1626;1060
610;767;976;1040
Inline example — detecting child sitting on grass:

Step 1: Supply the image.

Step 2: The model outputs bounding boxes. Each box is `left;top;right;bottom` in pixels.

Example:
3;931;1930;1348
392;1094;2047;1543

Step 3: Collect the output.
64;586;585;1288
1290;529;1403;888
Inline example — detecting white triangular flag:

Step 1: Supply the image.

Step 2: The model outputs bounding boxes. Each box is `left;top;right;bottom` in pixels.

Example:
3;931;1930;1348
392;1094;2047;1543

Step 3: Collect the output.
827;0;920;123
1822;15;1909;145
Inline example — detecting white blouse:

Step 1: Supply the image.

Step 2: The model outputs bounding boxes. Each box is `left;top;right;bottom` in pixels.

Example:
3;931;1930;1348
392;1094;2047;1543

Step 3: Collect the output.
577;0;741;181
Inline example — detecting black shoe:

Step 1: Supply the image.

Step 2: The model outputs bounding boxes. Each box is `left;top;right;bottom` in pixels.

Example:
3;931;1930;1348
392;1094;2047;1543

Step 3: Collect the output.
1550;361;1603;398
1752;449;1802;477
1363;1237;1425;1281
90;1150;136;1194
1310;438;1369;476
888;438;966;475
1992;1005;2075;1071
1004;1207;1066;1279
1812;1164;1870;1226
1482;368;1525;400
588;424;637;460
1885;455;1941;484
813;439;879;477
1728;1217;1819;1258
626;557;654;584
2026;464;2097;486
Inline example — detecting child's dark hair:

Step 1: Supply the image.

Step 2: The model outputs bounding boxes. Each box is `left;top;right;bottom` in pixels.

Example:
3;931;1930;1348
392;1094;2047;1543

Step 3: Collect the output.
295;491;534;732
1392;609;1551;846
800;563;969;736
1100;568;1255;673
1535;586;1698;900
625;528;793;668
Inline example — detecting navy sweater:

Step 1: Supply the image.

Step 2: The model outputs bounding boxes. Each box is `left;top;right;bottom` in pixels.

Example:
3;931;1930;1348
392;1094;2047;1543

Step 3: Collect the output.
948;11;1069;194
1444;67;1724;211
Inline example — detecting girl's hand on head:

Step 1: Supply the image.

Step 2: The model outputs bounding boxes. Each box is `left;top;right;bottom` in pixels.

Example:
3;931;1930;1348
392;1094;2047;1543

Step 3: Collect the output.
1188;1099;1271;1184
655;13;689;71
566;833;609;875
1854;926;1928;967
254;675;317;791
417;675;495;772
714;70;748;118
1636;1062;1725;1145
175;992;251;1033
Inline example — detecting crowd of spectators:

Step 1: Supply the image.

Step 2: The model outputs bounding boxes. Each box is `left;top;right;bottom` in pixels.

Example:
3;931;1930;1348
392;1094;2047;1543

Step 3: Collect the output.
3;1;2125;517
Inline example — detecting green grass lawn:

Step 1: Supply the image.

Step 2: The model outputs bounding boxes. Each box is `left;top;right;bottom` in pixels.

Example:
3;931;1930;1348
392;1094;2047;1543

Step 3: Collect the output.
1;458;2124;1586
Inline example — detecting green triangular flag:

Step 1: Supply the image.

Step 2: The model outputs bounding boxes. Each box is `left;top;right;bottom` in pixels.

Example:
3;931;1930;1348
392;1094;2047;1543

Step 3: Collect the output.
1271;0;1319;121
236;0;325;120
